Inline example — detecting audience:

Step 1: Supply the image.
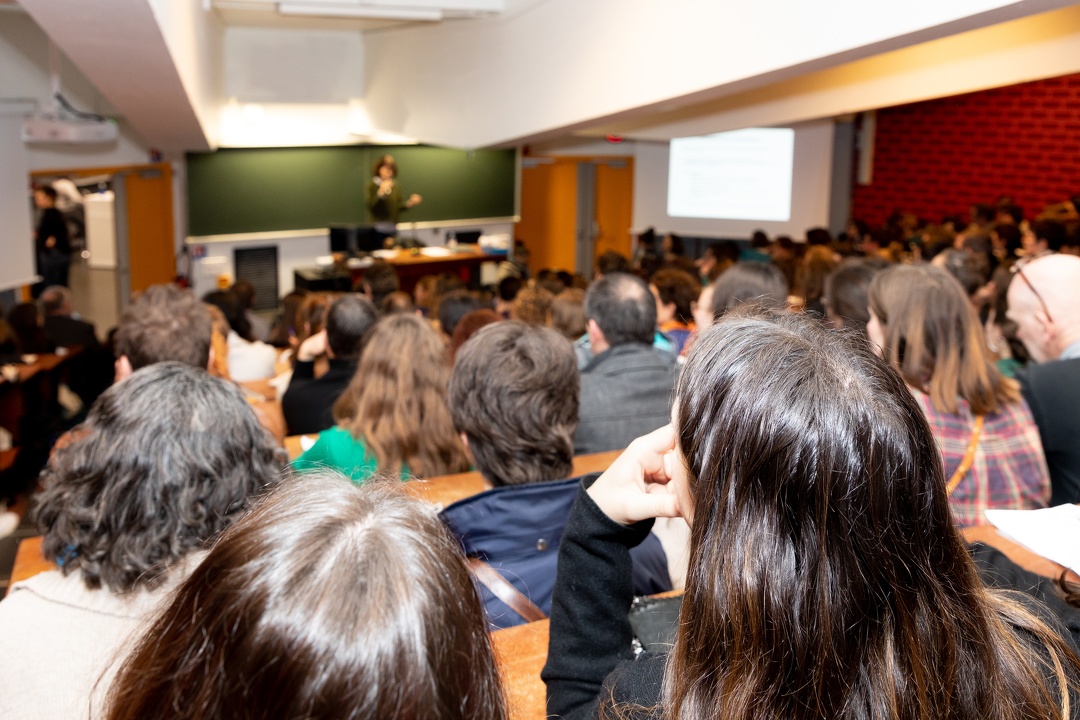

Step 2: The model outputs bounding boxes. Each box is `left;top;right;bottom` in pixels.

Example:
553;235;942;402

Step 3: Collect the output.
266;288;308;348
575;273;677;455
442;322;670;629
0;362;286;719
709;261;788;319
358;260;400;308
39;286;98;349
821;256;887;334
544;309;1080;720
202;289;278;382
105;474;505;720
114;284;213;381
436;288;482;340
868;265;1050;526
293;313;468;482
649;268;700;355
281;294;378;436
1007;253;1080;505
550;288;587;341
380;289;415;315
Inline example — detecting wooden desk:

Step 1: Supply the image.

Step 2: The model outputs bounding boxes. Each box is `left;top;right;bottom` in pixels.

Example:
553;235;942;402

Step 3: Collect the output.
285;434;313;460
7;536;49;596
295;247;503;294
404;450;622;509
492;619;550;720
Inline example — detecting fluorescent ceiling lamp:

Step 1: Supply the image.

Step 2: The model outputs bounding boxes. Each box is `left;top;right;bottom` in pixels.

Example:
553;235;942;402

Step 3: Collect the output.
277;2;443;20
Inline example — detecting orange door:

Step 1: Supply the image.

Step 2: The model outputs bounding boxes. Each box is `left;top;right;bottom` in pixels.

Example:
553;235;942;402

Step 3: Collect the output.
123;164;175;292
594;159;634;261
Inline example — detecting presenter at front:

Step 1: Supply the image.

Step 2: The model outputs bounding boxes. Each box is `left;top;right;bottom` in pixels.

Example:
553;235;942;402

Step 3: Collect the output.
366;155;421;239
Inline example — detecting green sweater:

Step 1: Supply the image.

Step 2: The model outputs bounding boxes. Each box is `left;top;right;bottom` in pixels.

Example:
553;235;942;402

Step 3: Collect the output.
365;178;408;225
292;426;399;484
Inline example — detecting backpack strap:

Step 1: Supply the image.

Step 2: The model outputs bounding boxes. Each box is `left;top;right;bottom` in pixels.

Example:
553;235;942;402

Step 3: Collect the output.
467;557;547;623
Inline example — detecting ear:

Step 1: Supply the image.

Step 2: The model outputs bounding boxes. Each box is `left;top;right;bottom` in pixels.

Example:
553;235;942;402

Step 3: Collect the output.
206;345;216;372
587;318;603;345
459;432;472;462
114;355;133;382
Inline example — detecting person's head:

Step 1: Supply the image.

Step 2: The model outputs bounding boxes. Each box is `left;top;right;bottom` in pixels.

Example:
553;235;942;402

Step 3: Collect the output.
550;288;587;340
1006;253;1080;363
106;474;506;720
449;308;501;360
709;262;788;320
114;284;213;379
649;268;701;326
39;285;73;316
795;245;838;307
932;248;988;298
584;272;656;354
325;294;378;361
450;322;578;487
334;314;468;478
594;250;630;278
991;223;1023;260
661;233;684;257
267;288;309;348
36;362;286;593
380;290;416;315
868;264;1016;416
296;292;334;346
7;302;49;353
822;257;887;334
971;202;996;226
230;279;256;310
437;289;481;339
509;285;553;325
373;154;397;180
1025;220;1067;255
660;308;1078;719
997;203;1024;225
202;289;252;341
360;261;400;308
34;185;58;208
496;275;522;305
805;227;832;246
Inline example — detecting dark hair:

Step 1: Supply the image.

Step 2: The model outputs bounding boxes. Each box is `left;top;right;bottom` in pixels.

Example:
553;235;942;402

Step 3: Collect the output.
584;272;656;346
202;289;252;341
230;279;256;310
650;268;701;325
822;257;886;333
450;322;578;487
497;276;522;302
751;230;770;248
709;262;787;320
39;285;71;315
267;289;310;348
372;154;397;177
596;250;631;276
437;289;481;337
105;474;506;720
325;294;378;361
550;288;587;340
993;224;1023;260
449;308;500;360
805;227;832;246
937;248;988;297
655;309;1080;720
115;285;213;371
1033;220;1067;252
361;261;400;308
972;202;996;224
999;203;1024;225
36;362;287;592
7;302;53;354
37;185;58;201
380;290;416;315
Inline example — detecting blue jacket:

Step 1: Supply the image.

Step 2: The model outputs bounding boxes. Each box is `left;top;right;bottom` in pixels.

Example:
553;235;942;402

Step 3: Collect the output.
440;474;671;629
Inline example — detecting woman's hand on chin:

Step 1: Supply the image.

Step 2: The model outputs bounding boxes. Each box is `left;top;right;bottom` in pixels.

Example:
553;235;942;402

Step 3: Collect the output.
587;424;684;526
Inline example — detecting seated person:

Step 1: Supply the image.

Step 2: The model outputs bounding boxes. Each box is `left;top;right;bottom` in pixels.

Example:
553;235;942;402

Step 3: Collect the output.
442;321;670;629
0;362;287;719
649;268;700;355
543;309;1080;720
104;474;504;720
39;286;98;349
575;273;678;454
293;314;469;482
868;265;1050;526
114;284;213;380
202;289;278;382
281;294;377;436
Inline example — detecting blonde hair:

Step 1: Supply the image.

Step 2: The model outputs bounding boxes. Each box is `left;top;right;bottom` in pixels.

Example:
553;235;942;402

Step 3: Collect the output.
868;264;1019;415
333;314;468;478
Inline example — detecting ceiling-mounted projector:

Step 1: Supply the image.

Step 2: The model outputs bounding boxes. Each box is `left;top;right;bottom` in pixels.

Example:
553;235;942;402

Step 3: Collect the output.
22;116;118;145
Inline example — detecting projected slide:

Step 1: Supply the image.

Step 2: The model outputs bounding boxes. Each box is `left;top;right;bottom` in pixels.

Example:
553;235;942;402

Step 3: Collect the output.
667;128;795;222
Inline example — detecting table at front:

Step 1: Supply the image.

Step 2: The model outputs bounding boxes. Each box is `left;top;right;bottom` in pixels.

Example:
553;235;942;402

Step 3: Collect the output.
294;247;503;294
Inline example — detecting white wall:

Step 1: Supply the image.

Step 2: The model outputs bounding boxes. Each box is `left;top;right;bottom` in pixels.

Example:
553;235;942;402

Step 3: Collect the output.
632;121;834;240
0;11;150;171
0;111;38;292
362;0;1064;148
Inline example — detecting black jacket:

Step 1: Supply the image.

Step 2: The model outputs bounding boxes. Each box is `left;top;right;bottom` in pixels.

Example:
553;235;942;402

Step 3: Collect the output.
1018;358;1080;505
281;358;356;436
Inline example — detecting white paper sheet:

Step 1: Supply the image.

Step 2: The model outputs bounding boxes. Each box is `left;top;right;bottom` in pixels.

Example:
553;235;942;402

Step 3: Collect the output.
984;504;1080;574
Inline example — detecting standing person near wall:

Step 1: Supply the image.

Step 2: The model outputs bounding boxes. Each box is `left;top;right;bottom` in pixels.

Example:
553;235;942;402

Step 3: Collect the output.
366;155;422;241
33;185;71;295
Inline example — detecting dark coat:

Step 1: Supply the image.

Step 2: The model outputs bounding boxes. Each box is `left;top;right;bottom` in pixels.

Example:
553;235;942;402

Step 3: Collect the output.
281;358;356;436
1018;358;1080;505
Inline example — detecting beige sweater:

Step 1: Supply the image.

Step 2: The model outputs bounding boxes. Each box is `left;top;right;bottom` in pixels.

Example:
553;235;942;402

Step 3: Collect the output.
0;558;199;719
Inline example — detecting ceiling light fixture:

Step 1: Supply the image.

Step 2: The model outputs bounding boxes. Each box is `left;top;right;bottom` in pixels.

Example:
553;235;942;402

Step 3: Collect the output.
277;2;443;21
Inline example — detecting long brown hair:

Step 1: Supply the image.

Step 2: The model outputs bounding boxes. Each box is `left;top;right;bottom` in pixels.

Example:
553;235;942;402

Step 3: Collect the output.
106;474;506;720
333;313;468;478
868;263;1019;415
650;309;1079;720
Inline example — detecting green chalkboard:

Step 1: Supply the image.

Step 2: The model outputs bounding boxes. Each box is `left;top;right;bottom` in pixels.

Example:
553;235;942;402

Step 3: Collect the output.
186;145;517;237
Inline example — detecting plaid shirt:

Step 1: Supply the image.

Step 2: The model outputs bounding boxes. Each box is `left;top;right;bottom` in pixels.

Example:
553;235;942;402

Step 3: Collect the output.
914;390;1051;528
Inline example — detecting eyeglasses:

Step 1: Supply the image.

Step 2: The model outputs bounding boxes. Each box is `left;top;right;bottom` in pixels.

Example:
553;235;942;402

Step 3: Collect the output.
1010;254;1053;324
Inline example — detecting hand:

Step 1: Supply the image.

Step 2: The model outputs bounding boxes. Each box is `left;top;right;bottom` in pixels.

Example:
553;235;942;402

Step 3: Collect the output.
297;330;328;362
45;236;56;249
407;193;422;207
378;179;394;196
587;425;682;525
